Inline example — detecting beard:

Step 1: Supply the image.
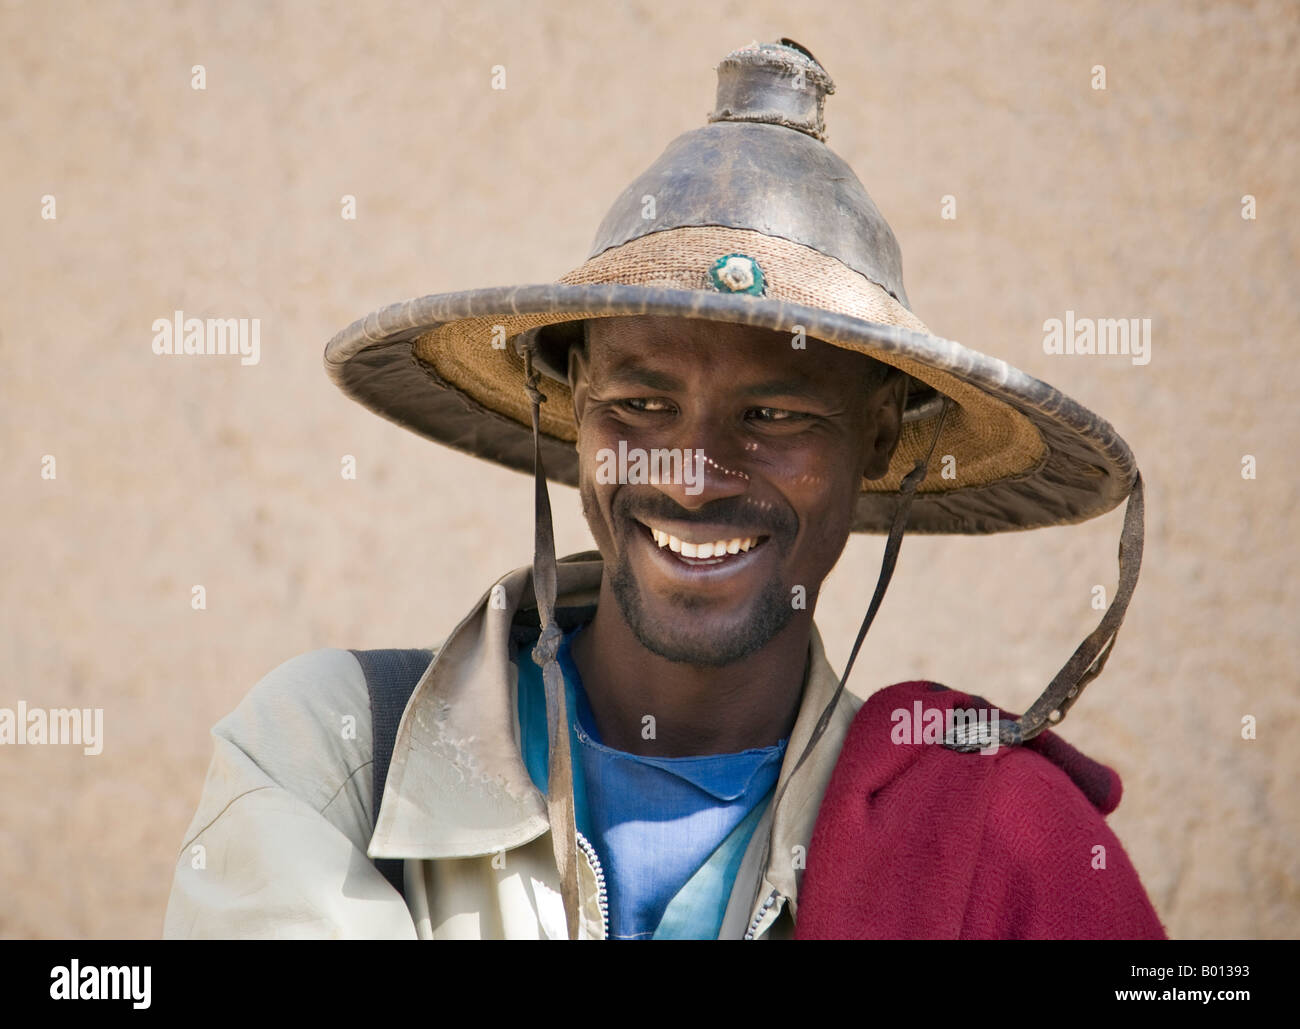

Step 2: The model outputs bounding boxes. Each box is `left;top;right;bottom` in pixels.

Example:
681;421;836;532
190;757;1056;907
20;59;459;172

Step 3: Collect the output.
582;481;799;667
608;556;796;666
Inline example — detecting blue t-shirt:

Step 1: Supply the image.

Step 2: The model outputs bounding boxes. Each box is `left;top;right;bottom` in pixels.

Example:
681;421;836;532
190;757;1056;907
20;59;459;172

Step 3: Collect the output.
516;623;787;939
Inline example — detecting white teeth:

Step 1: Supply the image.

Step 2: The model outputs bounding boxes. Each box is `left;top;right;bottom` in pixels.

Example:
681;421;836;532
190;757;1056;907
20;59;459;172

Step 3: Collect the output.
646;522;762;559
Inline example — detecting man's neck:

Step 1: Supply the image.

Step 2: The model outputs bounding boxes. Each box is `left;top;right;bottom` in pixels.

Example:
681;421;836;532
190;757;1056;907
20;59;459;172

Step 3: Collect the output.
567;582;811;758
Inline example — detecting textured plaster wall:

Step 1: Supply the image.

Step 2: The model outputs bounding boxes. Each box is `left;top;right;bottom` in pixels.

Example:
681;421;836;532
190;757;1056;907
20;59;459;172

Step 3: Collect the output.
1;0;1296;938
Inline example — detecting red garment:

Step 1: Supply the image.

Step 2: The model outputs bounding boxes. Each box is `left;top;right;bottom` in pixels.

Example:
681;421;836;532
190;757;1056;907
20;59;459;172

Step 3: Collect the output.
795;681;1168;939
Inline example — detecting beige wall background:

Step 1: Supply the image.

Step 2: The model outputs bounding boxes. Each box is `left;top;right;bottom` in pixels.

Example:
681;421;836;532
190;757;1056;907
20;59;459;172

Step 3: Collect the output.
1;0;1296;939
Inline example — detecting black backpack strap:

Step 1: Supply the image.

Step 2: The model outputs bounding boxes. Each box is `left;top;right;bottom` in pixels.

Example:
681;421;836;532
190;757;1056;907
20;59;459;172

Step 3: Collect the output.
349;647;435;897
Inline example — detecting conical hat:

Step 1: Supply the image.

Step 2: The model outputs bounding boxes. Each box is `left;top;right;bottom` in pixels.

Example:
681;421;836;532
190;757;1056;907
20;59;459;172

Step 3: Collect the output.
325;37;1137;534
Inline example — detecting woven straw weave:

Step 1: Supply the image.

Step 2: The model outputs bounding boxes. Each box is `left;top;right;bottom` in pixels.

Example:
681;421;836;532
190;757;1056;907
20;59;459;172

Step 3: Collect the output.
413;226;1045;493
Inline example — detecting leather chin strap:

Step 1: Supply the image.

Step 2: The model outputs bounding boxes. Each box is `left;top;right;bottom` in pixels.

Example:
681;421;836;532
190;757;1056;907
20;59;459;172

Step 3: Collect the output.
773;394;952;814
519;341;1144;936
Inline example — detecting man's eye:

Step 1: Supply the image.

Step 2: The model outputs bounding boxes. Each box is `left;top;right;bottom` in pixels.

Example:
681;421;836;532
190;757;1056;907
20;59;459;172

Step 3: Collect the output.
617;398;673;413
748;407;805;422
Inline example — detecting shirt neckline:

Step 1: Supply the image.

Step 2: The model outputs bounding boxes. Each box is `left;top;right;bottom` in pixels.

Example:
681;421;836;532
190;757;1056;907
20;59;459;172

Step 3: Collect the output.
557;623;790;765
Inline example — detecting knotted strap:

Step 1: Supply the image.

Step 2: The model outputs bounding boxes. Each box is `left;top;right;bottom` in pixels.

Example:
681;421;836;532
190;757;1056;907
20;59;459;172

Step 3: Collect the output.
521;341;582;940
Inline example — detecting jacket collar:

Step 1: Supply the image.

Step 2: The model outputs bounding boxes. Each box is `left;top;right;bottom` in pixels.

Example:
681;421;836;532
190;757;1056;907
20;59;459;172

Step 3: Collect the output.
369;550;858;912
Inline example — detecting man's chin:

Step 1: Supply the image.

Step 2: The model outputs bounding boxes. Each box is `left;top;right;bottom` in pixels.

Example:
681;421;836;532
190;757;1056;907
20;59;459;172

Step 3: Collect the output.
630;624;776;667
609;564;794;667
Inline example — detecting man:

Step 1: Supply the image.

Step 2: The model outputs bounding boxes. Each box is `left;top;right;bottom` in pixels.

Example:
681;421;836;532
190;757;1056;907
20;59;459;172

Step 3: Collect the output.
164;38;1165;939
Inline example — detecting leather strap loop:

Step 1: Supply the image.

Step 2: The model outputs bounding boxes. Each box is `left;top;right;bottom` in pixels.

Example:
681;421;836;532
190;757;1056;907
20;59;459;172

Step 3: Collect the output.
945;470;1146;751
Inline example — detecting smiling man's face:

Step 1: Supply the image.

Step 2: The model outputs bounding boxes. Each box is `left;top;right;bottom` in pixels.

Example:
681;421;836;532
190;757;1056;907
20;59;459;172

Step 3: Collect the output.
567;314;906;667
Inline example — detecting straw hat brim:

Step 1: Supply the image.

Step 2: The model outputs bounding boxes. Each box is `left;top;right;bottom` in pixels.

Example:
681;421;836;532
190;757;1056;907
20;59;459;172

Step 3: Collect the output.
324;227;1136;534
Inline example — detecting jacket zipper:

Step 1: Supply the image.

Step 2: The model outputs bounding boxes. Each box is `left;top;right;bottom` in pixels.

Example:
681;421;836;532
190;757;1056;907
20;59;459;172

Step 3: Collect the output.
574;829;609;939
744;887;781;940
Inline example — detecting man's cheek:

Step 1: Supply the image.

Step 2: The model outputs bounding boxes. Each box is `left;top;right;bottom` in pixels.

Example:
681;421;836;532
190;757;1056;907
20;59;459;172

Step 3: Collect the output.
791;499;845;565
577;478;607;540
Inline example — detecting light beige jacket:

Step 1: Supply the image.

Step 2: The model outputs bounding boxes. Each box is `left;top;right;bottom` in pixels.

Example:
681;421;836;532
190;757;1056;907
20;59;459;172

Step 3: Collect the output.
163;552;861;939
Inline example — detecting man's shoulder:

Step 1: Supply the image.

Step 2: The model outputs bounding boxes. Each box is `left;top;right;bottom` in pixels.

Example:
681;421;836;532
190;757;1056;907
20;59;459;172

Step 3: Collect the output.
220;649;369;741
169;647;436;938
801;679;1165;938
225;644;441;722
212;645;439;815
842;679;1121;815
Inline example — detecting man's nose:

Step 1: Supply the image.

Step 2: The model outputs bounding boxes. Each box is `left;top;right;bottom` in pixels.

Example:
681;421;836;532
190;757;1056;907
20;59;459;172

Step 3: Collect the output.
650;418;752;510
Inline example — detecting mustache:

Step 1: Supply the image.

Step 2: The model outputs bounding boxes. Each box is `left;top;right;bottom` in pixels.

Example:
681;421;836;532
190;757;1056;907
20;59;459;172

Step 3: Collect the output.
614;490;798;541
